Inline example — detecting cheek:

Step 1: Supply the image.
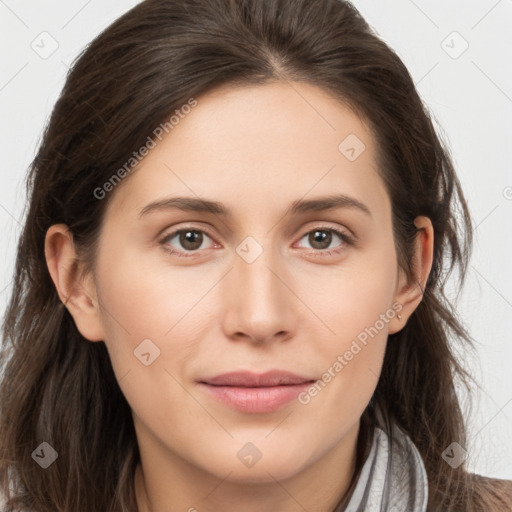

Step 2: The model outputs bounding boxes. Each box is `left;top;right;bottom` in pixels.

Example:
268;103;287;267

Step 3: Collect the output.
299;289;392;426
306;243;398;345
93;249;201;426
93;241;222;388
92;244;176;375
95;242;196;335
300;241;397;402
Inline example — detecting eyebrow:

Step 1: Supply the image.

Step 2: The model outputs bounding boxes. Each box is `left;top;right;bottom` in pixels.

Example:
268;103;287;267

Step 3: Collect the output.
138;193;372;218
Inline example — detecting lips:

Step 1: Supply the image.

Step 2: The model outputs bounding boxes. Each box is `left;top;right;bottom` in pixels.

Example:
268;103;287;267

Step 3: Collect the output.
198;370;316;413
199;370;314;387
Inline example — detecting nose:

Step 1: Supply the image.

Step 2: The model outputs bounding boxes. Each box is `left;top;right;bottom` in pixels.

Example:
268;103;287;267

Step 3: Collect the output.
220;236;297;345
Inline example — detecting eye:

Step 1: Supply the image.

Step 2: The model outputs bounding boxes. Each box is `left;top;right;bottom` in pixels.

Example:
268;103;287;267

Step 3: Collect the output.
296;226;353;257
159;227;217;258
159;225;354;259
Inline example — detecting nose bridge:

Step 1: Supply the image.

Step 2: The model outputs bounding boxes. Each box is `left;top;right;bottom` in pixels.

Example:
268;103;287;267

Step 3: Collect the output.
222;231;294;338
234;232;282;301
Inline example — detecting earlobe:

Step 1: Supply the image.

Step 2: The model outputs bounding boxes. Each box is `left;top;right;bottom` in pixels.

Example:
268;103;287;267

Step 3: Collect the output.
44;224;105;342
389;216;434;334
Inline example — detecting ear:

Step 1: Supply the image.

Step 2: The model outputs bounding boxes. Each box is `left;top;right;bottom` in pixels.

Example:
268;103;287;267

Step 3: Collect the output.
44;224;105;342
388;216;434;335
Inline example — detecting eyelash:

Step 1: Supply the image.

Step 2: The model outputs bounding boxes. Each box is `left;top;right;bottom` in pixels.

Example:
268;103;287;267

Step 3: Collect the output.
159;225;354;259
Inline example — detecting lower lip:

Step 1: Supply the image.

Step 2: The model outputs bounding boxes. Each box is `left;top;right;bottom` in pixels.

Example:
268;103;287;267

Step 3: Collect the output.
199;382;313;413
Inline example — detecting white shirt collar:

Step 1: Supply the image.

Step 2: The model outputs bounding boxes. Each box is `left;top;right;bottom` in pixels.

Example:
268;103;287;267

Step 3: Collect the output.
338;416;428;511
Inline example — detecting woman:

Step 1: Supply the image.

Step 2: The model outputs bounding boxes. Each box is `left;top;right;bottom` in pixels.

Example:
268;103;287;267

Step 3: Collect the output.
1;0;511;510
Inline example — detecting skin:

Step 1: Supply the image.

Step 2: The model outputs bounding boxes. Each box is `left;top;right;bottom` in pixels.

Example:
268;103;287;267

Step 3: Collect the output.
45;80;433;512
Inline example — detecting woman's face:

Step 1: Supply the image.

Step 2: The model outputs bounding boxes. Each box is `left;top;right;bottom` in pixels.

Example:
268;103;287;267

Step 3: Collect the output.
70;81;411;484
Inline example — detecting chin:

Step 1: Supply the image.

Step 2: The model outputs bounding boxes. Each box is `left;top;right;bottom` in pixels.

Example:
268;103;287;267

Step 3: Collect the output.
199;446;310;484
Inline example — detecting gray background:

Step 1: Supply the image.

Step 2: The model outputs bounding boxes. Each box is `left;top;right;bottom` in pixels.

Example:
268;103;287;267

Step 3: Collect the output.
1;0;511;479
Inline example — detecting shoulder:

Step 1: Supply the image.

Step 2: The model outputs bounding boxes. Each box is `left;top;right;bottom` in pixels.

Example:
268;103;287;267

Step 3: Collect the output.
469;473;512;490
467;473;512;507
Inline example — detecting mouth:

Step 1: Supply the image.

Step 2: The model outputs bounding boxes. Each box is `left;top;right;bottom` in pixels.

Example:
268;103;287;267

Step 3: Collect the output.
198;370;316;413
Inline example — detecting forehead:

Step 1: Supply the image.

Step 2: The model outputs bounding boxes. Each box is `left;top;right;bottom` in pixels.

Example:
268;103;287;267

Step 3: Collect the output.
105;80;390;225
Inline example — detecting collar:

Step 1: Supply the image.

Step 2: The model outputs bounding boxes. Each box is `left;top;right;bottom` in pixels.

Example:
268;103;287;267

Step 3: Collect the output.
337;416;428;511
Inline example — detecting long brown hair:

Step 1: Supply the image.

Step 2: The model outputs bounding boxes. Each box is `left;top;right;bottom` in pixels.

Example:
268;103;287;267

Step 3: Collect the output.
1;0;510;510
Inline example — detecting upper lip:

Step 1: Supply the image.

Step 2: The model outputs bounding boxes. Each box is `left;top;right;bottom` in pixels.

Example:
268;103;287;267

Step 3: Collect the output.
200;370;315;387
